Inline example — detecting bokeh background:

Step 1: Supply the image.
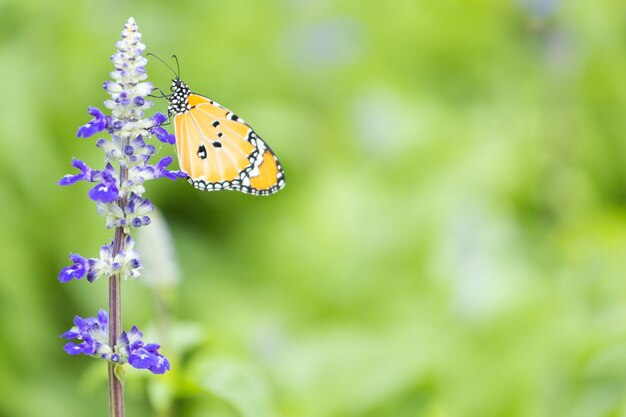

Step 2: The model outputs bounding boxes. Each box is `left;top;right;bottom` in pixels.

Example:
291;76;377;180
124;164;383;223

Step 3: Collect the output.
0;0;625;416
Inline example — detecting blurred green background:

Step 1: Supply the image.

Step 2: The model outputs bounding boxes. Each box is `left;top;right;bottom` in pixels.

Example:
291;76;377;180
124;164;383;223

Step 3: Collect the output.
0;0;625;416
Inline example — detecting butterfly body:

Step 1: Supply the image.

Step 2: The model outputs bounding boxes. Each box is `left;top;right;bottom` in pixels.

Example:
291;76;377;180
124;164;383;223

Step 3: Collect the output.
168;79;285;196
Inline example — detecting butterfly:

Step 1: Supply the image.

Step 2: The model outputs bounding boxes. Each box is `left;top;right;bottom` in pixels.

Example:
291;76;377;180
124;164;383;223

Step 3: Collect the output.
166;78;285;196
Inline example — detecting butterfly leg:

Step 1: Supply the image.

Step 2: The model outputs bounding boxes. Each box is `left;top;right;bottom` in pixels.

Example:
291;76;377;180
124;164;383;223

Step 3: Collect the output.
148;87;174;126
149;87;171;99
160;116;172;127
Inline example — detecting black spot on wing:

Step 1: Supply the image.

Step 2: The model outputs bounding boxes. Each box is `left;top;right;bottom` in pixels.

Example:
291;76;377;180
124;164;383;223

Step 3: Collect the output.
197;145;207;159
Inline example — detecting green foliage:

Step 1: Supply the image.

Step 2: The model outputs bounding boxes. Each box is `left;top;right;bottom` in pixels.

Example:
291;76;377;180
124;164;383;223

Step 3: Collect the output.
0;0;625;416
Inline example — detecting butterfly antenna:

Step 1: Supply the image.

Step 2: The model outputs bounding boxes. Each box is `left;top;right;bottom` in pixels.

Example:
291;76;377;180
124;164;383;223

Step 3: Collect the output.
172;54;181;80
146;52;178;79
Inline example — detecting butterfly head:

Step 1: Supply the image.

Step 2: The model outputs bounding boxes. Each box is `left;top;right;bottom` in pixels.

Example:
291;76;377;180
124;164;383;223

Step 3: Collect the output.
168;79;191;115
170;78;183;91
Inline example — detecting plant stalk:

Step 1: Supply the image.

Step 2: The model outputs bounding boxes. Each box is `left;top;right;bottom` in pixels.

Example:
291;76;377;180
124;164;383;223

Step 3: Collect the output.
108;226;125;417
108;145;129;417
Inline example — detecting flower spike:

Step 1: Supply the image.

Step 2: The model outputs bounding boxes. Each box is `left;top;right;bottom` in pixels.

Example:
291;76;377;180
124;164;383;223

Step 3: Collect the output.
59;17;174;388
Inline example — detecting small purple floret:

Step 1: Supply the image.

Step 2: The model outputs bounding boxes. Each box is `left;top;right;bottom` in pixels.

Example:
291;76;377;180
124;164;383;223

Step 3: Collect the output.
58;158;100;186
77;107;111;138
152;112;167;125
60;310;109;356
88;165;119;203
89;182;119;203
128;341;171;374
153;156;186;180
150;126;176;144
59;253;90;282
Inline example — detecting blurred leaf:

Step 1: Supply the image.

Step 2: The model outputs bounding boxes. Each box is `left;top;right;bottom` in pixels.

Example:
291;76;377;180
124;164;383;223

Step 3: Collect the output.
114;364;126;385
195;358;276;417
147;377;174;414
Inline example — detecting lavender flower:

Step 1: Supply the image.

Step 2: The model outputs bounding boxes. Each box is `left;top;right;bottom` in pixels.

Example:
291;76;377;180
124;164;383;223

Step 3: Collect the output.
151;125;176;144
61;310;169;374
88;163;119;203
58;16;173;396
120;326;171;374
58;16;184;278
61;310;109;356
77;107;111;138
58;158;101;186
58;253;92;283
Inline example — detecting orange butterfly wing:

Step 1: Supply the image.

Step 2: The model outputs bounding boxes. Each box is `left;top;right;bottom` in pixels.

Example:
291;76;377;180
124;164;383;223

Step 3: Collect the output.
173;93;285;195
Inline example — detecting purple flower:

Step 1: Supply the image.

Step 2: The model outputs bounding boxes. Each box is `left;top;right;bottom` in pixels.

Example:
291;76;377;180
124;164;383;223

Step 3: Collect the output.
129;344;171;374
58;159;101;186
153;156;186;181
88;164;119;203
60;310;170;373
150;112;174;144
77;107;111;138
121;326;171;374
127;135;155;163
150;126;176;144
61;18;176;378
152;112;167;125
59;253;91;282
125;193;154;228
60;310;109;356
111;120;123;131
118;91;131;106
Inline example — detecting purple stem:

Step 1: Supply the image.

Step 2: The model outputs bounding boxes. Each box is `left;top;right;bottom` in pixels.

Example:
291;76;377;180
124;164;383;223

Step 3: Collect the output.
108;154;129;417
108;228;125;417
